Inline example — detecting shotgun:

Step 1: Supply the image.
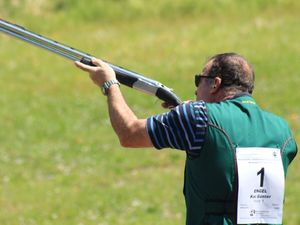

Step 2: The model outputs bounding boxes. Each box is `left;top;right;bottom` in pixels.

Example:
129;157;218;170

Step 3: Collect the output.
0;19;181;106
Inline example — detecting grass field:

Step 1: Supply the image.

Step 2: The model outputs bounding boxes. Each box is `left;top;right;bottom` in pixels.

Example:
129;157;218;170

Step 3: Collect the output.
1;1;300;224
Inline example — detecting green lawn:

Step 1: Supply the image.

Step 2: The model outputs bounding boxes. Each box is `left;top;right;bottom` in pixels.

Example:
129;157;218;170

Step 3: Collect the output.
0;1;300;224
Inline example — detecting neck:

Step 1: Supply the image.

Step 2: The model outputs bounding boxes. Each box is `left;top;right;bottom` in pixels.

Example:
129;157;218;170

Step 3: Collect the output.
214;90;248;102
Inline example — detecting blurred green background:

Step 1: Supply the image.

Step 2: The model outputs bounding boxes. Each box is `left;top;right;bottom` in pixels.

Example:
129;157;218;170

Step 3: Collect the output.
0;0;299;224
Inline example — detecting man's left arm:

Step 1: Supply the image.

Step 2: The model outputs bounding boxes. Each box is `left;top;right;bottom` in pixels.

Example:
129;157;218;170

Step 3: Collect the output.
75;58;153;148
106;84;153;147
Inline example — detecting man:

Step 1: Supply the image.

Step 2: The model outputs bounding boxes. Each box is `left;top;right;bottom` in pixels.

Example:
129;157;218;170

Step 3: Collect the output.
75;53;297;225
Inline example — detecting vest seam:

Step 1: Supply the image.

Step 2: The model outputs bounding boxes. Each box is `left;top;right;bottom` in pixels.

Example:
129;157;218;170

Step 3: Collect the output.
207;122;238;224
207;122;235;150
281;136;293;154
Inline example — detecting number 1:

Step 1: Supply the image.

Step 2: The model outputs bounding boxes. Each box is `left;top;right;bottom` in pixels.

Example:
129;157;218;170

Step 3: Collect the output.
257;167;265;187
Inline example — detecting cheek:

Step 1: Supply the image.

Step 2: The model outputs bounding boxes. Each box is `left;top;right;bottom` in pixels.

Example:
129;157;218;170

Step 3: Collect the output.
195;87;202;100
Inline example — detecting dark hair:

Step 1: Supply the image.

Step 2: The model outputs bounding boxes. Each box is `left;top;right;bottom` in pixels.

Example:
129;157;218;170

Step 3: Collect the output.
207;53;255;94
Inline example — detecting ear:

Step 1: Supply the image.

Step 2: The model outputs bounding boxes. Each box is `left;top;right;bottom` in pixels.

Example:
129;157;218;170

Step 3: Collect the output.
210;77;222;94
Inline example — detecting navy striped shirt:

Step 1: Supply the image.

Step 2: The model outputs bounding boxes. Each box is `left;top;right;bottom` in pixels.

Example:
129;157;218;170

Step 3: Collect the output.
146;101;208;155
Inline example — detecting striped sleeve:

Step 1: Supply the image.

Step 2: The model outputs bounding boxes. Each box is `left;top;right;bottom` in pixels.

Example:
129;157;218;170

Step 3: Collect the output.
146;101;208;153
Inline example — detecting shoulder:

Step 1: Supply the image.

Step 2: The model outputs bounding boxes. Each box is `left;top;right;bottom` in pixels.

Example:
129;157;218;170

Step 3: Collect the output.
260;108;290;129
175;100;207;113
173;101;208;121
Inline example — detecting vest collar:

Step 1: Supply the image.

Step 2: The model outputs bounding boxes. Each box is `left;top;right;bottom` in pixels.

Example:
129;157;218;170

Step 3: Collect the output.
231;92;252;99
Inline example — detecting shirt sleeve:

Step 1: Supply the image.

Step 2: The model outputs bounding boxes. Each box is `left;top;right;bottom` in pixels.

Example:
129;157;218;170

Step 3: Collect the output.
146;101;208;154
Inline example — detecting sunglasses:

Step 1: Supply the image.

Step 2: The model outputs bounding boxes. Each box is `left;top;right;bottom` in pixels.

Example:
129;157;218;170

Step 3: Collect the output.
194;74;215;87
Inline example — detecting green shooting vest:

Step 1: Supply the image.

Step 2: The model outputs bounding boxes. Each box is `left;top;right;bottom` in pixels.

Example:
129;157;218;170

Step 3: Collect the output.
184;95;297;225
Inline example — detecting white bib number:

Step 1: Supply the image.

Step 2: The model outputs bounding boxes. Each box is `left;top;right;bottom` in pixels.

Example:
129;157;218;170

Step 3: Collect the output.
236;147;285;224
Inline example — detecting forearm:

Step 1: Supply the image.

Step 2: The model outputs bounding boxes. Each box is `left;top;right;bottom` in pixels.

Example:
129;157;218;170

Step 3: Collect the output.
106;85;152;148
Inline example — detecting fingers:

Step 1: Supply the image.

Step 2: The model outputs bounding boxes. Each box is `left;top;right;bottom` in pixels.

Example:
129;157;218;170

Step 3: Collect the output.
91;58;112;71
183;100;192;104
161;100;192;109
75;57;102;70
161;102;175;109
74;60;96;72
91;57;102;66
75;57;109;72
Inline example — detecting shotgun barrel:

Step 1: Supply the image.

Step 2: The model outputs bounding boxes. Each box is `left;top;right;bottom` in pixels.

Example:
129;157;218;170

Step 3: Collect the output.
0;19;181;106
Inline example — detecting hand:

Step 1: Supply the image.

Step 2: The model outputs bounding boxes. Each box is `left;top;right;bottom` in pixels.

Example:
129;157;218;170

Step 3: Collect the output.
161;102;176;109
161;100;192;109
75;57;116;87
